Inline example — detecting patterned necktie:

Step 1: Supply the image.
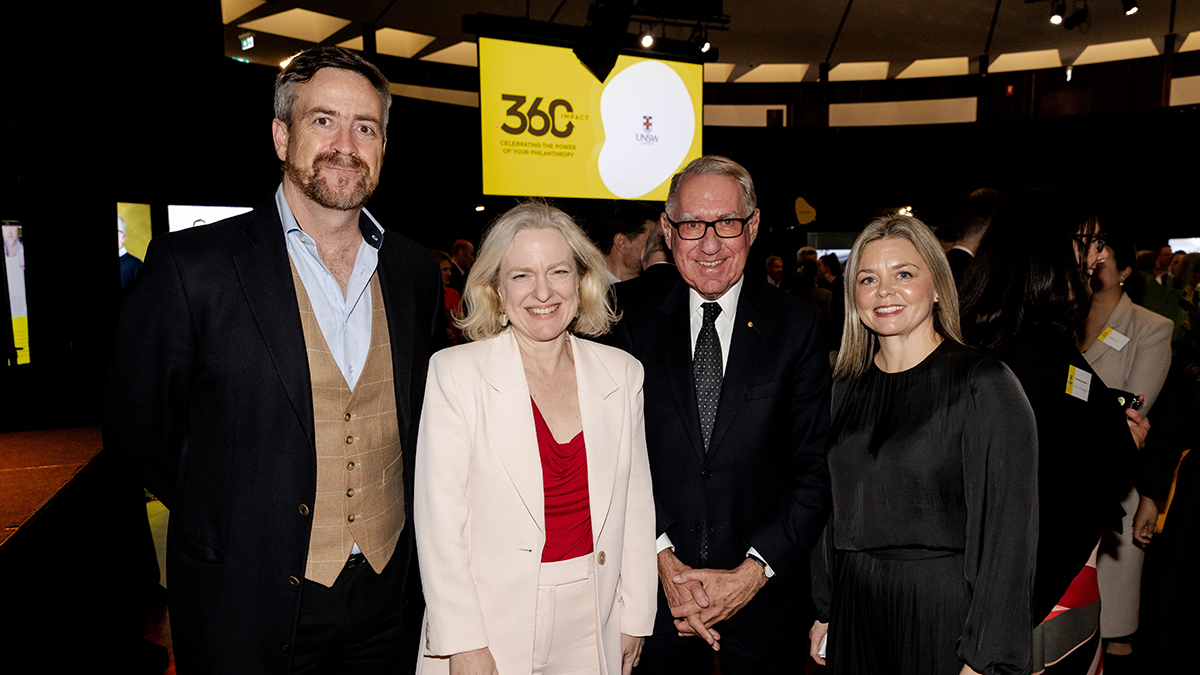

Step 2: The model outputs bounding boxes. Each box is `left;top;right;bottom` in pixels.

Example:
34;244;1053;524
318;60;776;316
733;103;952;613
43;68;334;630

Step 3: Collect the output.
693;302;723;452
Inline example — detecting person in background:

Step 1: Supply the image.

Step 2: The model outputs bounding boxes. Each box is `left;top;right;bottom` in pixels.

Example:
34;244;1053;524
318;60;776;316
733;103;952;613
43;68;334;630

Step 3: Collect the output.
764;255;783;287
789;259;834;353
1080;232;1173;665
959;191;1150;675
118;215;143;288
1152;246;1173;285
415;202;656;675
590;200;661;284
944;188;1007;288
447;239;475;293
612;219;679;315
1167;250;1187;284
796;245;817;266
1136;319;1200;673
432;250;463;345
809;214;1037;675
819;253;846;349
1170;252;1200;316
1130;248;1188;343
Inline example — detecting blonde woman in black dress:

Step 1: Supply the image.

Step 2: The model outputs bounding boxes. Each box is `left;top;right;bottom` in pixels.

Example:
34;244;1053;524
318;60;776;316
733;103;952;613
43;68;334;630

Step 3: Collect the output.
809;215;1039;674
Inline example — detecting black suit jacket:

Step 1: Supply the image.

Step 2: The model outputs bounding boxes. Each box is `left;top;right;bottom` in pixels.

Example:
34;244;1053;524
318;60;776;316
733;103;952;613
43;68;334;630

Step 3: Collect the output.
104;197;443;674
447;263;468;293
946;247;973;288
611;262;681;314
611;277;832;642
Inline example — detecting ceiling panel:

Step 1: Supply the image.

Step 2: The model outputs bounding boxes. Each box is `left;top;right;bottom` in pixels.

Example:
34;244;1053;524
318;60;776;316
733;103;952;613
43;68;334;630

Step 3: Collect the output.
896;57;970;79
338;27;437;58
420;41;478;67
733;64;809;83
240;8;351;44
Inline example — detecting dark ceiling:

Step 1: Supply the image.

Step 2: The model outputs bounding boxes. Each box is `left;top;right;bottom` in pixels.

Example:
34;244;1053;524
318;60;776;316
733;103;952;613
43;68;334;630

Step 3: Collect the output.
223;1;1200;82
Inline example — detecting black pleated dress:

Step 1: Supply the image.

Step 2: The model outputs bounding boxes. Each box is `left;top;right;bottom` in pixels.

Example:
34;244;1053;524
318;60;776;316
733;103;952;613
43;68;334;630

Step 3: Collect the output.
813;340;1039;675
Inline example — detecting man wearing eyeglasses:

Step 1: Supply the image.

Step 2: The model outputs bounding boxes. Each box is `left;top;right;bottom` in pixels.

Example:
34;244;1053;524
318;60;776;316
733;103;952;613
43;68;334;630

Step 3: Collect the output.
611;156;832;674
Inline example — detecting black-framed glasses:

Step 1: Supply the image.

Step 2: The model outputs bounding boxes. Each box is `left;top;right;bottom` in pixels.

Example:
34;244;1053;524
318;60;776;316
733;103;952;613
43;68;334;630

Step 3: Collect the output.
1073;231;1108;251
665;214;752;240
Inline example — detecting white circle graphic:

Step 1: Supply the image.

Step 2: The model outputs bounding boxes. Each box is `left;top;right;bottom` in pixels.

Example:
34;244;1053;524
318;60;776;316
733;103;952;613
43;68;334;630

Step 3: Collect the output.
597;61;696;199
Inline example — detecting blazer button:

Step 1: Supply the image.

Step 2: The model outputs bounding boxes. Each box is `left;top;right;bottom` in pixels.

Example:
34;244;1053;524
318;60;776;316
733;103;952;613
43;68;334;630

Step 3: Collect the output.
287;576;300;586
298;504;309;516
346;488;356;497
346;435;354;445
280;643;290;653
347;461;355;471
690;524;701;534
701;470;713;479
344;413;352;422
598;551;606;565
348;514;357;523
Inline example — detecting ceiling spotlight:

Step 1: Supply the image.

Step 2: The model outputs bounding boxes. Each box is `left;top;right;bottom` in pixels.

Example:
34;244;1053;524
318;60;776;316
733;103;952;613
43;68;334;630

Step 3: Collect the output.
641;32;654;48
1122;0;1139;15
1050;1;1065;24
691;27;711;54
475;205;485;212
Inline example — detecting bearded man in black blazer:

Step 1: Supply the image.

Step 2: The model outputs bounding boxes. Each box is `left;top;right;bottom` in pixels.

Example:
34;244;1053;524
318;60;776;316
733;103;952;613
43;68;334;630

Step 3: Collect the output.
613;156;831;674
105;47;441;674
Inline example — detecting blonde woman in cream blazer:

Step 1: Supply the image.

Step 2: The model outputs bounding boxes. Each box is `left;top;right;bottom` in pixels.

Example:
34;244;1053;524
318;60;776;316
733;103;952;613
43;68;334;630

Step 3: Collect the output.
415;202;656;675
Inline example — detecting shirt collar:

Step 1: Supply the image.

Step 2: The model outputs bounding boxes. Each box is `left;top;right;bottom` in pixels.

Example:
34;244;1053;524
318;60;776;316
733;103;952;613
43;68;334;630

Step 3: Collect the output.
688;275;744;322
275;183;385;250
951;244;973;255
119;246;128;257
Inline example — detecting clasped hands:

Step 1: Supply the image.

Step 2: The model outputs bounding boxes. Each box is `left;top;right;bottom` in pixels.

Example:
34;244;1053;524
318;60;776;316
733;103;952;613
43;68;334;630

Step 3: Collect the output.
657;548;768;650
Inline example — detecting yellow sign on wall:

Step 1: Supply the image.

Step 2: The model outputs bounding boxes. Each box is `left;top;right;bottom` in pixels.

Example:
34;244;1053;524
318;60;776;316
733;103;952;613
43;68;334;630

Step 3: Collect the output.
480;38;703;200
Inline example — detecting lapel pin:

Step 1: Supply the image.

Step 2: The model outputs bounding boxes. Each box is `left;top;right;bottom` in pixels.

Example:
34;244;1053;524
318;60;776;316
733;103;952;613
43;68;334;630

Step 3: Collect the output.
748;321;754;328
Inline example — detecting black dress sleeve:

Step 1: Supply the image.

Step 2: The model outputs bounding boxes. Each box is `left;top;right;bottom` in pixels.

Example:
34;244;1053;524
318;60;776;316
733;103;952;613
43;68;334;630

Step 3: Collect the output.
957;358;1039;675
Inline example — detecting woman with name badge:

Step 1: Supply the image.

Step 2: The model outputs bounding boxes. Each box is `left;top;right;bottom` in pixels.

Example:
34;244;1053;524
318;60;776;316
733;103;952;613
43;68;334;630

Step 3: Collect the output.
1080;233;1173;662
809;215;1038;675
960;191;1150;675
414;202;657;675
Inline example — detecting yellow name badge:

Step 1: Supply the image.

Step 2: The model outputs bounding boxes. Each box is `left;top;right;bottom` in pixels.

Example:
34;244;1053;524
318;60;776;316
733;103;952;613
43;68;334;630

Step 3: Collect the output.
1065;364;1092;402
479;38;703;200
1097;327;1131;351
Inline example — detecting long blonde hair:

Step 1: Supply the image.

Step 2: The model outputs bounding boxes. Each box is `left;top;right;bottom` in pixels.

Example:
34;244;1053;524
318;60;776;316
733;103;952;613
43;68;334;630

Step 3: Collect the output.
833;215;962;380
457;202;617;342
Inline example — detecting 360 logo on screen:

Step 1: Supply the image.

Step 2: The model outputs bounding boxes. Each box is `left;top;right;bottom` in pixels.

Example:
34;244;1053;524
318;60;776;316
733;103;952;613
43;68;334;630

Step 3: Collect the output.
500;95;585;138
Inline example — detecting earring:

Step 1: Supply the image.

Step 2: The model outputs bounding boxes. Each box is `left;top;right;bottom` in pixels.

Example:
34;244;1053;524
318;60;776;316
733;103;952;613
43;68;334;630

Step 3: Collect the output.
500;309;508;327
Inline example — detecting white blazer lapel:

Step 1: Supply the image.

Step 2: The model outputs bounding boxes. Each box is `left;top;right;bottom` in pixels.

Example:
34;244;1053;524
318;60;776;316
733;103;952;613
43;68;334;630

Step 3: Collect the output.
571;335;622;543
484;329;545;533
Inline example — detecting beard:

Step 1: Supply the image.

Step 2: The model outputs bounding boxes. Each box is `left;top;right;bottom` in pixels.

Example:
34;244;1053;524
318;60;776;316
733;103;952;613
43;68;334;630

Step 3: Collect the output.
284;151;378;211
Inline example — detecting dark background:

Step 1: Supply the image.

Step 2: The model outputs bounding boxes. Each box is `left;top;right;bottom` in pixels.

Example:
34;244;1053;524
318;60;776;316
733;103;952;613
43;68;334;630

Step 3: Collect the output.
2;2;1197;432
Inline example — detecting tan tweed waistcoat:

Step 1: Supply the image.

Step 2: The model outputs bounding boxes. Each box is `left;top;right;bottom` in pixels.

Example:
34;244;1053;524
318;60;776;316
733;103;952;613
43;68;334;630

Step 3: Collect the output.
291;262;406;587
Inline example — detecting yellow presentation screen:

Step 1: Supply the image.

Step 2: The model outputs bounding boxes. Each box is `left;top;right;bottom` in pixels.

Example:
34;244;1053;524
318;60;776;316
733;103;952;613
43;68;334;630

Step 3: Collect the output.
480;38;703;201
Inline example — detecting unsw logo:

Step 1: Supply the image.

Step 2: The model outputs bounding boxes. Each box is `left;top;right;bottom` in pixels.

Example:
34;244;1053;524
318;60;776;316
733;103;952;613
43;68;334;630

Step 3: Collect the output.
636;116;658;145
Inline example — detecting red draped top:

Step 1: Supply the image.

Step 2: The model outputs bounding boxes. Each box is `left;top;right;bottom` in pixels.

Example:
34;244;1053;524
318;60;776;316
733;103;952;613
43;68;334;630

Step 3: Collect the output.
531;398;593;562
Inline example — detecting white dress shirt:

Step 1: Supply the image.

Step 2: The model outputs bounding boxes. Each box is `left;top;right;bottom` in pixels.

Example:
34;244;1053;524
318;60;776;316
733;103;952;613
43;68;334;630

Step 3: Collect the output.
657;275;774;576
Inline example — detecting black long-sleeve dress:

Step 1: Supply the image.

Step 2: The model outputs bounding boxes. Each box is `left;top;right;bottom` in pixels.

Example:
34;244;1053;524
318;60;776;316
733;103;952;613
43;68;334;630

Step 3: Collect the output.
813;339;1039;675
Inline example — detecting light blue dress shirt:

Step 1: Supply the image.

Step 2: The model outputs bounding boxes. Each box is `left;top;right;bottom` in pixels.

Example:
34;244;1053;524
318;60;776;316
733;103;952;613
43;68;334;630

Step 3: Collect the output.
276;184;384;392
